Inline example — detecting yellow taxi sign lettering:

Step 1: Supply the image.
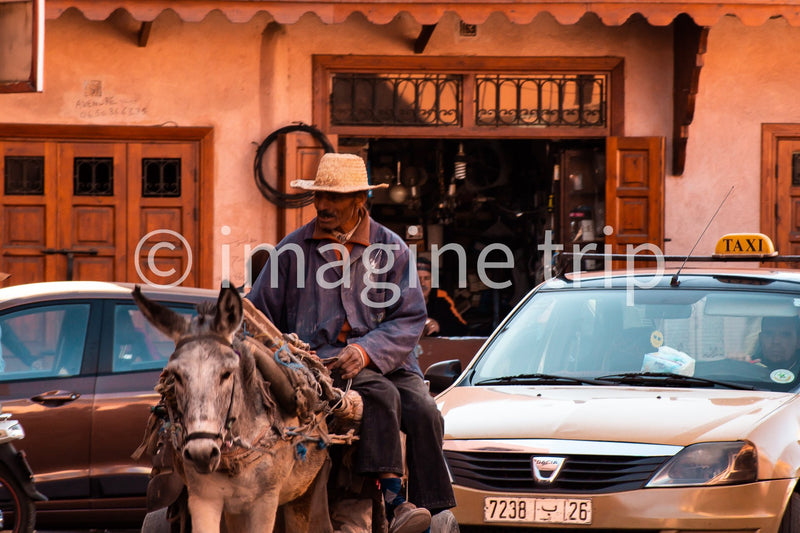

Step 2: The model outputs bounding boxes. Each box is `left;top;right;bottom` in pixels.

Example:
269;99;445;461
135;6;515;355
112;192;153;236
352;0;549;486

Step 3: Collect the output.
713;233;777;258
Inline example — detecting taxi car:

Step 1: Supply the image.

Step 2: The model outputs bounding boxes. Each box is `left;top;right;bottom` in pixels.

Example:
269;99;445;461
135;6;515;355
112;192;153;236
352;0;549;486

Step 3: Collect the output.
430;234;800;532
0;281;214;529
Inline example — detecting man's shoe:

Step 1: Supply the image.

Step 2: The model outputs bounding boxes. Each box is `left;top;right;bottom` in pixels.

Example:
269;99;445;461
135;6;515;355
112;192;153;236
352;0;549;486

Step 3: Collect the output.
388;502;431;533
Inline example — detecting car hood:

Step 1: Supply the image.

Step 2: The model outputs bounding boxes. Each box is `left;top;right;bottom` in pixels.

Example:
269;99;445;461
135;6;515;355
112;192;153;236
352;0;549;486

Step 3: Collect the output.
438;385;794;445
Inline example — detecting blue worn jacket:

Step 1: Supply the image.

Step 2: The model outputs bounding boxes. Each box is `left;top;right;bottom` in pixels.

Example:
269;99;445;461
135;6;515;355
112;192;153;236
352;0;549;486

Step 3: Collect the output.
246;216;427;376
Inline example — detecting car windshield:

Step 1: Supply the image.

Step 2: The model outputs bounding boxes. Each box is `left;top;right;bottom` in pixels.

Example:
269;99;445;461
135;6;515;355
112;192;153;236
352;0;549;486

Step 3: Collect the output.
468;287;800;392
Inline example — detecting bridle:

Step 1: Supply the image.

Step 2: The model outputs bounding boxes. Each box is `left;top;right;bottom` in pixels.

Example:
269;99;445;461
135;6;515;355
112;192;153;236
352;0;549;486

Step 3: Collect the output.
170;334;239;447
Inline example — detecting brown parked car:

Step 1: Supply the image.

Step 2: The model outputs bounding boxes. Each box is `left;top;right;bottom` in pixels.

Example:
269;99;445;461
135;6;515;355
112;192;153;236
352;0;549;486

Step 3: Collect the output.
0;281;213;529
0;281;485;530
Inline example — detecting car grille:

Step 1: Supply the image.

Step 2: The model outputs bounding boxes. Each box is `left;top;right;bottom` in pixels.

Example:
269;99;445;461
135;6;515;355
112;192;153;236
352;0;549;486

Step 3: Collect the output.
444;450;671;494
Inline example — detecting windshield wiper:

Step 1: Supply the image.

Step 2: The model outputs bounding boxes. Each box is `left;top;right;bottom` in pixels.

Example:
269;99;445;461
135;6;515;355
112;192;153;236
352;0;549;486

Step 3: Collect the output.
474;373;609;386
595;372;755;390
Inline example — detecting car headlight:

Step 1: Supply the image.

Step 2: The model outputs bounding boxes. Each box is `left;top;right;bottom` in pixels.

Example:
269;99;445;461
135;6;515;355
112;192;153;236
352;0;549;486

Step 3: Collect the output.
646;441;757;487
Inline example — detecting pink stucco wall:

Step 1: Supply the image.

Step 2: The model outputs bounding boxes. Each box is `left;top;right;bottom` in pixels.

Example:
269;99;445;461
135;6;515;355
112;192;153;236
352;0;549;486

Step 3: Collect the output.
671;16;800;255
1;8;689;286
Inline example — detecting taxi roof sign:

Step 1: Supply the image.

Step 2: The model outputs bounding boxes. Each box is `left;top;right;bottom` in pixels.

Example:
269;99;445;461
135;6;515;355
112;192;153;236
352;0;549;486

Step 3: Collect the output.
713;233;777;258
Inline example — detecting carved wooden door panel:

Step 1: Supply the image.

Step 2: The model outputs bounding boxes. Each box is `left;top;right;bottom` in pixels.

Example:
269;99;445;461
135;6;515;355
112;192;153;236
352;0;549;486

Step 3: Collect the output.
58;142;127;282
0;140;56;284
126;143;197;287
605;137;665;257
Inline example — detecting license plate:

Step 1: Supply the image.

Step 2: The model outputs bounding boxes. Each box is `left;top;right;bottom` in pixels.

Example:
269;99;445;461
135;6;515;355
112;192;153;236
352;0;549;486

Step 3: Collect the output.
483;497;592;524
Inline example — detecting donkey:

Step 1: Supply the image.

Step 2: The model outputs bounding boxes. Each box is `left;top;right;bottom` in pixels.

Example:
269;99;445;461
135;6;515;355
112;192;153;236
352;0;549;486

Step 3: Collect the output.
132;285;333;533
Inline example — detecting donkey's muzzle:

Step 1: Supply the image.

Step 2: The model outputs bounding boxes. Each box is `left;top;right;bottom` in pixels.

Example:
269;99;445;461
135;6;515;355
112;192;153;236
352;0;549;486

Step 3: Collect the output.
183;432;222;473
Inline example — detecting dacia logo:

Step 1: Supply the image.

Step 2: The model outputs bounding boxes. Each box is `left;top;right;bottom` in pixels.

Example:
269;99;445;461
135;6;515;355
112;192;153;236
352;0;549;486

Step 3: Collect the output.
532;456;566;485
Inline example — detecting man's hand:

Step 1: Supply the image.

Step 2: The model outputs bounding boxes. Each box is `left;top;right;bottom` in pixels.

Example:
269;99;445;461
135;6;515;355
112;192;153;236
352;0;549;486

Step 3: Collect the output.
329;345;366;380
423;318;440;336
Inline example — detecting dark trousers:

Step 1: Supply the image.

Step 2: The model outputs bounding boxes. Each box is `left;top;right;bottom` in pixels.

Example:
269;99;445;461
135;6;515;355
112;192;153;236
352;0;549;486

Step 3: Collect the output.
340;368;456;512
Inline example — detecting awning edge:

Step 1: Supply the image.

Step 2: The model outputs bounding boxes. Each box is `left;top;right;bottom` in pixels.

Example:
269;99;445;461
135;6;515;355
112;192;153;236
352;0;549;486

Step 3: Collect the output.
44;1;800;27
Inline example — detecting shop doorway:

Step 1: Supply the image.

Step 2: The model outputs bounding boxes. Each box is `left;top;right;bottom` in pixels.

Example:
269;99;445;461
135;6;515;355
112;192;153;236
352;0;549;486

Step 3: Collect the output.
342;137;606;335
270;127;664;334
305;55;663;331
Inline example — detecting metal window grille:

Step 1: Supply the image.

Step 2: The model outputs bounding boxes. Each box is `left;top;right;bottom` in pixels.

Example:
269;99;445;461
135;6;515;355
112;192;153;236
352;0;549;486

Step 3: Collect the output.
142;158;181;197
74;158;113;196
792;152;800;187
476;74;606;127
4;156;44;195
331;73;462;126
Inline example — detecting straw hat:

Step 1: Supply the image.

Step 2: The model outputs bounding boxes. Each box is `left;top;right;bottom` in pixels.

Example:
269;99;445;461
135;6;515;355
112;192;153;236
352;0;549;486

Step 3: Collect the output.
290;153;388;193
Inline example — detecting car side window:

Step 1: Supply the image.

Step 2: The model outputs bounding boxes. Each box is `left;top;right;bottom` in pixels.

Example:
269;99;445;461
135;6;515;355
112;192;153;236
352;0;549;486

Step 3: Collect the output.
112;303;194;372
0;303;90;380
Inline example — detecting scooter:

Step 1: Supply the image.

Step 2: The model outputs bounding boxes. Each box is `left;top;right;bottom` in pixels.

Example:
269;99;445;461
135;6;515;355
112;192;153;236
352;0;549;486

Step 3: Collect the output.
0;411;46;533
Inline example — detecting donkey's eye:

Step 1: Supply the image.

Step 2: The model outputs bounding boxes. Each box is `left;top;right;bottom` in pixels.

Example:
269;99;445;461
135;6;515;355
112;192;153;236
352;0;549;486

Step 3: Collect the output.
220;371;232;383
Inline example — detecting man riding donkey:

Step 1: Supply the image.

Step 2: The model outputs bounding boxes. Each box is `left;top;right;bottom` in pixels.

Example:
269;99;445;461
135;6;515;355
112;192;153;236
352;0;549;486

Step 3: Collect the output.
248;152;456;533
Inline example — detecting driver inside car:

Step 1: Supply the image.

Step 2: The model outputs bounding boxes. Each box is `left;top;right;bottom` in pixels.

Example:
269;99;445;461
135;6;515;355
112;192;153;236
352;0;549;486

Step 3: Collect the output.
752;316;800;374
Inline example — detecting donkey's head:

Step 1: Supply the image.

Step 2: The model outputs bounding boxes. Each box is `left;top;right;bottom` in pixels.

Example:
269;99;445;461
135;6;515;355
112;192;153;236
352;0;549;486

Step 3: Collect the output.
133;285;244;474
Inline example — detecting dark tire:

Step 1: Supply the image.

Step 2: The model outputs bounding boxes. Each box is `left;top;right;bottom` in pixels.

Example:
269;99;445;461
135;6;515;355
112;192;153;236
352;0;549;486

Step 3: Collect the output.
0;463;35;533
780;492;800;533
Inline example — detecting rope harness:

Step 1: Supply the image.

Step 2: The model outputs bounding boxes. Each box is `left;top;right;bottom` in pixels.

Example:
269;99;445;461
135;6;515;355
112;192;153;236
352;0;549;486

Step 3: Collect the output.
141;330;361;476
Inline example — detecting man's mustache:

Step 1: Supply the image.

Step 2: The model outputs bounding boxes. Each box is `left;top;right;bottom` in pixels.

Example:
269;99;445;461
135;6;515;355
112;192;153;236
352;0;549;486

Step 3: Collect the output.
318;210;335;218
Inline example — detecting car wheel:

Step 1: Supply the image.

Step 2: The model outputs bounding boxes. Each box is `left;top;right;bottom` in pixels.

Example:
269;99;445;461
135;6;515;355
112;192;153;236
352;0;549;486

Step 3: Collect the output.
0;463;35;533
780;491;800;532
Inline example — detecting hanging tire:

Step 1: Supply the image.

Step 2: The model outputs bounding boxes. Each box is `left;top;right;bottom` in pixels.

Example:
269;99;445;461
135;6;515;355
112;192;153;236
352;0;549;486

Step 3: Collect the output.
780;491;800;533
0;463;35;533
253;123;335;208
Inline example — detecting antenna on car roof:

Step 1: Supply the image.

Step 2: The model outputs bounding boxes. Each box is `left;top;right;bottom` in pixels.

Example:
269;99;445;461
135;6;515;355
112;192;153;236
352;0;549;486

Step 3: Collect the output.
670;185;734;287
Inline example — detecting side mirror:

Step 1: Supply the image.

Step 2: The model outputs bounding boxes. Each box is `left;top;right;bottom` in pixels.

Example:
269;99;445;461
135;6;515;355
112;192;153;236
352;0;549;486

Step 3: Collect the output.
424;359;462;395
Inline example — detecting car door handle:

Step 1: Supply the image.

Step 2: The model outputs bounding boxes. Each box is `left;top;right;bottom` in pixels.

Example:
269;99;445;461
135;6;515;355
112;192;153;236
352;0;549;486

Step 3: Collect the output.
31;390;81;404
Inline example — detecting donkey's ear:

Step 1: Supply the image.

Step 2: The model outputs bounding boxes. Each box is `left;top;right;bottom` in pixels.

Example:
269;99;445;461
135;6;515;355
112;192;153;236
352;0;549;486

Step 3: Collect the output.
132;285;189;342
213;285;243;341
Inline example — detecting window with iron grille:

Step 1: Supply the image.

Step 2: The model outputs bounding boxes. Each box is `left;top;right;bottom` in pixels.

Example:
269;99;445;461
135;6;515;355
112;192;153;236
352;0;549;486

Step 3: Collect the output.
142;158;181;197
475;74;606;127
4;156;44;195
331;73;461;126
792;152;800;187
74;157;113;196
316;56;621;137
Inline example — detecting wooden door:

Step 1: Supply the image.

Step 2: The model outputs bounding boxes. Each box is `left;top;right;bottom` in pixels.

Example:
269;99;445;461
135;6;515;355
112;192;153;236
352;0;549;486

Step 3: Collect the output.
1;138;201;286
0;140;56;284
58;142;127;281
127;143;198;287
605;137;665;257
278;132;337;239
